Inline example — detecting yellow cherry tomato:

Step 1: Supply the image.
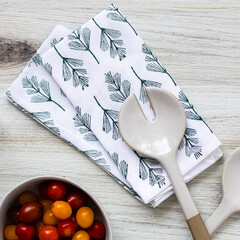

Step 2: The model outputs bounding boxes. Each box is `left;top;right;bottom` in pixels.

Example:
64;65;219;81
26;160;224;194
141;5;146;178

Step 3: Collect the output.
3;225;19;240
76;206;94;229
35;219;45;235
43;209;59;225
51;201;72;220
18;191;38;205
72;230;90;240
39;199;54;212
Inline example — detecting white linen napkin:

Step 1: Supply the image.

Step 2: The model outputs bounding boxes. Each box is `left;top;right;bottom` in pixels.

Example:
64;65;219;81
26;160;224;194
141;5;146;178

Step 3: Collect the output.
5;4;223;207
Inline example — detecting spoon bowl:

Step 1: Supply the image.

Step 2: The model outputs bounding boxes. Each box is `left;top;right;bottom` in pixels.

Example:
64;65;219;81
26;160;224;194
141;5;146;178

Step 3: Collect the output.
205;147;240;235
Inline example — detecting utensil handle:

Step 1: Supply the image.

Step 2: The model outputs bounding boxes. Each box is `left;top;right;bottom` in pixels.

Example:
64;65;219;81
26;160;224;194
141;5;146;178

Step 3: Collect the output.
205;198;232;235
161;158;211;240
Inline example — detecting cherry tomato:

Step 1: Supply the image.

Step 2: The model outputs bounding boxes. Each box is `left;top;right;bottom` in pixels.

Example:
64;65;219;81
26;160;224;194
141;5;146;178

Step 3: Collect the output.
39;199;54;212
47;181;66;200
3;225;19;240
68;213;80;230
19;203;42;223
35;219;45;236
51;201;72;220
39;182;49;198
57;220;75;238
72;230;90;240
39;226;59;240
67;192;87;210
15;223;35;240
43;209;59;226
18;191;38;205
8;208;20;224
76;207;94;229
87;221;106;239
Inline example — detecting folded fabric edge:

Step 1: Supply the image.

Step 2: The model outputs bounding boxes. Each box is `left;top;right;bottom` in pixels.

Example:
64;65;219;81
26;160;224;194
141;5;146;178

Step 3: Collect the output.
150;147;223;207
4;91;143;204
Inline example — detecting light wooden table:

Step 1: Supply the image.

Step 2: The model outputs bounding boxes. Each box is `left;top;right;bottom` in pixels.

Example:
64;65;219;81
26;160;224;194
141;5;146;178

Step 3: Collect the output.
0;1;240;239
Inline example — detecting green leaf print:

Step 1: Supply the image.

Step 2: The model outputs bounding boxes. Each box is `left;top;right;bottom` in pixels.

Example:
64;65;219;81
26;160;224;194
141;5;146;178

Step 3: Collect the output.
131;66;162;104
142;43;177;86
44;63;52;76
27;53;42;67
50;37;63;47
106;3;138;36
73;106;98;142
54;46;89;90
105;71;131;103
83;150;110;171
94;96;120;140
178;90;213;133
30;111;60;135
111;152;128;179
135;151;165;188
22;76;65;111
179;127;202;159
92;18;126;61
68;28;99;64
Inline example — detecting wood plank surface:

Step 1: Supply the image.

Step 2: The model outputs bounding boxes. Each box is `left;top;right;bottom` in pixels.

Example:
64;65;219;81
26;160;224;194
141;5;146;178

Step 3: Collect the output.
0;0;240;239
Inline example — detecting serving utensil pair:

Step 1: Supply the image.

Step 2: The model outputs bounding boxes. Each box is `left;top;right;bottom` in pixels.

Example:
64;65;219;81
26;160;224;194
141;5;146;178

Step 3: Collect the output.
118;87;240;239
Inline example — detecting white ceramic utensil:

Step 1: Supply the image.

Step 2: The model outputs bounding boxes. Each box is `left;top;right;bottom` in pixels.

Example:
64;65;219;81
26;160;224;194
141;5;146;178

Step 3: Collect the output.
118;87;211;240
205;147;240;235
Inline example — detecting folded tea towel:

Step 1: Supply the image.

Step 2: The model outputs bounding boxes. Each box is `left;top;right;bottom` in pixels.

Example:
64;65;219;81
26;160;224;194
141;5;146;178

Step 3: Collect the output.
5;4;223;207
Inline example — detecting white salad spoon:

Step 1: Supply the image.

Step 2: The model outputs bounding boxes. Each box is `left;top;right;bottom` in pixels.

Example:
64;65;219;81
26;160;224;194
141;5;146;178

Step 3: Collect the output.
205;147;240;235
118;87;211;239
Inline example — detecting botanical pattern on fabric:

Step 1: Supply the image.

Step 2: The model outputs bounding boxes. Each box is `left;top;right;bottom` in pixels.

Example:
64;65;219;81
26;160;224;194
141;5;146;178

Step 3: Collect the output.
131;66;162;104
142;43;177;86
73;106;98;142
106;3;138;36
94;96;120;140
68;28;99;64
92;18;126;61
54;46;89;90
22;76;65;111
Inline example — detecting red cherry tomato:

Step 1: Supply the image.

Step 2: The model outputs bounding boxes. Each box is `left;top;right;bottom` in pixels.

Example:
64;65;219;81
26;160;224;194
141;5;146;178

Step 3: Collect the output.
67;192;87;210
39;226;59;240
7;207;20;224
57;220;75;238
19;202;42;223
39;182;49;198
47;181;67;200
15;222;35;240
68;213;79;230
87;220;106;240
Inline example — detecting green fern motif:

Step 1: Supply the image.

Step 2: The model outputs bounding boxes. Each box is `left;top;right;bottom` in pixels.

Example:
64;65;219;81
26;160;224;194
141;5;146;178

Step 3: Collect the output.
44;63;52;76
53;46;89;90
68;28;99;64
111;152;128;179
22;76;65;111
178;90;213;133
106;3;138;36
50;37;63;47
135;151;165;188
5;90;12;100
105;71;131;103
131;66;162;103
179;127;202;159
27;53;42;67
73;106;97;142
94;96;120;140
30;111;60;135
83;150;110;171
142;43;177;86
92;18;126;61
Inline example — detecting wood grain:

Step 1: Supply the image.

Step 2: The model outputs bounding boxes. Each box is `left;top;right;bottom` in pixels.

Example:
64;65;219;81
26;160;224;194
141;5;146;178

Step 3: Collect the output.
0;1;240;239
